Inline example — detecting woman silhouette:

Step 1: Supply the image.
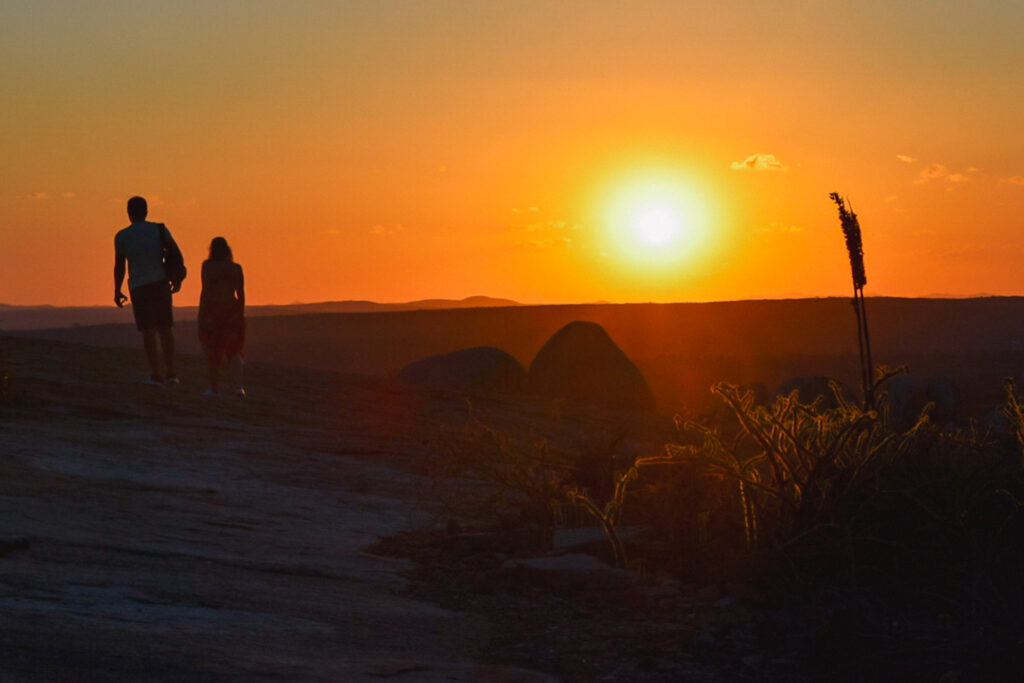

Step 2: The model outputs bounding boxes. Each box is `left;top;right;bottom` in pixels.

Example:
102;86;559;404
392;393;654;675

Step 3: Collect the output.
198;237;245;396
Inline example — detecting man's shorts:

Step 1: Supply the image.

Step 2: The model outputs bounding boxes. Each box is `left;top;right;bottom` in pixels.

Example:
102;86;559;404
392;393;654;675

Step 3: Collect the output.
130;280;173;331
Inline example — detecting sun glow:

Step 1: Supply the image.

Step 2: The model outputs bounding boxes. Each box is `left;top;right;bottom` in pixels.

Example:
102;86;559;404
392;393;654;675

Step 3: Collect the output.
630;203;684;247
594;165;719;276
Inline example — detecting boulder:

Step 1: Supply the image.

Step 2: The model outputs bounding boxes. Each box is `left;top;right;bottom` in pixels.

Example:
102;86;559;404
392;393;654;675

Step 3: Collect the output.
881;374;960;429
883;374;928;430
502;553;635;591
528;321;655;412
398;346;527;394
926;376;959;425
553;525;642;553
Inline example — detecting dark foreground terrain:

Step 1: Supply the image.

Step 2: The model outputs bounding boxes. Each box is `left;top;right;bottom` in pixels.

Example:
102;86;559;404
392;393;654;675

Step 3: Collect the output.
0;336;561;681
0;336;782;682
1;335;1020;681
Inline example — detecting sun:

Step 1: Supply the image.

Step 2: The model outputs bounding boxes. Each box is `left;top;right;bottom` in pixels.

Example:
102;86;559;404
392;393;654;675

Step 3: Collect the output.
593;165;717;274
629;202;684;247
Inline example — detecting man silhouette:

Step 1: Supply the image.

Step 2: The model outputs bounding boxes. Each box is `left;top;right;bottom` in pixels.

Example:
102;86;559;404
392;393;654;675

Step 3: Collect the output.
114;196;183;386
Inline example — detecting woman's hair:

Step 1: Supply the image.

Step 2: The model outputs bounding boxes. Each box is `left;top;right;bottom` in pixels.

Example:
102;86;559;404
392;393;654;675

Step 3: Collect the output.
208;237;233;262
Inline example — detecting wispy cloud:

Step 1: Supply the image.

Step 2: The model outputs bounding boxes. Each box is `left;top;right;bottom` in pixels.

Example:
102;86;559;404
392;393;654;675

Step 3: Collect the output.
914;163;949;184
1002;176;1024;187
511;206;540;214
507;214;582;250
28;191;48;200
913;162;974;186
896;154;917;163
513;219;583;233
519;236;574;251
524;219;564;232
730;153;788;172
756;221;804;234
370;223;402;236
61;192;77;199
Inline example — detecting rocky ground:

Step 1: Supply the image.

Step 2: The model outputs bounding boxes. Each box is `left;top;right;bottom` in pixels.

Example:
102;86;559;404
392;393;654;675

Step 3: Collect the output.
0;336;556;681
0;335;987;682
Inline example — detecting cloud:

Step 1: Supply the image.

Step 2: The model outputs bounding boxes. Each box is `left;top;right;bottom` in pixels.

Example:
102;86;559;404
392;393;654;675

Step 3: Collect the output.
896;154;917;163
28;191;48;200
914;163;949;184
730;153;788;172
520;236;574;250
756;221;804;234
321;228;341;235
370;223;403;236
61;192;77;199
507;215;582;249
1002;176;1024;187
914;163;973;186
511;206;540;214
514;219;582;233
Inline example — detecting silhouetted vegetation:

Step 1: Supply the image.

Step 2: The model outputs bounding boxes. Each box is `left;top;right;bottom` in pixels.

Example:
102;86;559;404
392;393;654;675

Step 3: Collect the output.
658;372;1024;600
832;192;875;409
437;370;1024;677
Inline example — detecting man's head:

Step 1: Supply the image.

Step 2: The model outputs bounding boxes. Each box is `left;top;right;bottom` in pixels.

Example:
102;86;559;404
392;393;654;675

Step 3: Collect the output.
127;196;148;222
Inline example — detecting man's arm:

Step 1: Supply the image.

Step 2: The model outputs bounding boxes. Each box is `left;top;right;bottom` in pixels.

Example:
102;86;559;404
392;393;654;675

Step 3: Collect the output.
162;224;184;294
114;251;128;307
237;267;245;312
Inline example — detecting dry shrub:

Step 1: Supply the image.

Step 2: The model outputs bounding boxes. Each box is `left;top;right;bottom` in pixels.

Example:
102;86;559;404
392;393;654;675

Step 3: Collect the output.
639;373;1024;625
428;371;1024;641
432;416;575;541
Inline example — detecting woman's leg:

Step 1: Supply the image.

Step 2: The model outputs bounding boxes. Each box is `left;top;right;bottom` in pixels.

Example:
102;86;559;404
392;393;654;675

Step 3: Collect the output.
206;352;221;393
227;354;245;396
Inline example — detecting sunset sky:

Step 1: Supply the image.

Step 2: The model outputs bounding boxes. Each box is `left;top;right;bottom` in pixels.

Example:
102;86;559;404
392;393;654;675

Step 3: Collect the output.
2;0;1022;307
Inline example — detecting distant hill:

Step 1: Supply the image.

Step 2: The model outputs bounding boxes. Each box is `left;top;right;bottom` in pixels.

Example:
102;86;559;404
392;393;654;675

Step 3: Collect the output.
0;296;519;331
252;296;519;316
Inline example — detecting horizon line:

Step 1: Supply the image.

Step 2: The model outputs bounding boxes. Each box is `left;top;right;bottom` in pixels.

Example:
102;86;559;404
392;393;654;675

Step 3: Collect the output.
2;292;1020;310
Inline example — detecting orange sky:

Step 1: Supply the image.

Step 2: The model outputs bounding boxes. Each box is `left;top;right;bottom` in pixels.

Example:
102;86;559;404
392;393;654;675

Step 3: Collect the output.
2;1;1023;307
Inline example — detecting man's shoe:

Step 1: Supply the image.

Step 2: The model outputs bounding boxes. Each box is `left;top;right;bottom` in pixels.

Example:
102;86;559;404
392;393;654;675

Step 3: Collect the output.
143;377;163;387
235;387;246;398
165;376;180;386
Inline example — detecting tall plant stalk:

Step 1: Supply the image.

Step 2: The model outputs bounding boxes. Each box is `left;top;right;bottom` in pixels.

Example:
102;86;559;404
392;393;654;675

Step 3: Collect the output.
830;193;874;409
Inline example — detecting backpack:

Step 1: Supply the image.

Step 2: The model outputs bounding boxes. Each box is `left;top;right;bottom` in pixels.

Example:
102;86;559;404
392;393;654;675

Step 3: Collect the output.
159;223;187;287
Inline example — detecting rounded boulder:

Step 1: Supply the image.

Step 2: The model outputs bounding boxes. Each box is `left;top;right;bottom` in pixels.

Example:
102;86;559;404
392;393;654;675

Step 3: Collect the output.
528;321;655;412
398;346;527;394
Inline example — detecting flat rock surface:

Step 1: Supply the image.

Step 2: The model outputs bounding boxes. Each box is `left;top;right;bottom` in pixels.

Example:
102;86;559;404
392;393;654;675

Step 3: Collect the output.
0;336;555;681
